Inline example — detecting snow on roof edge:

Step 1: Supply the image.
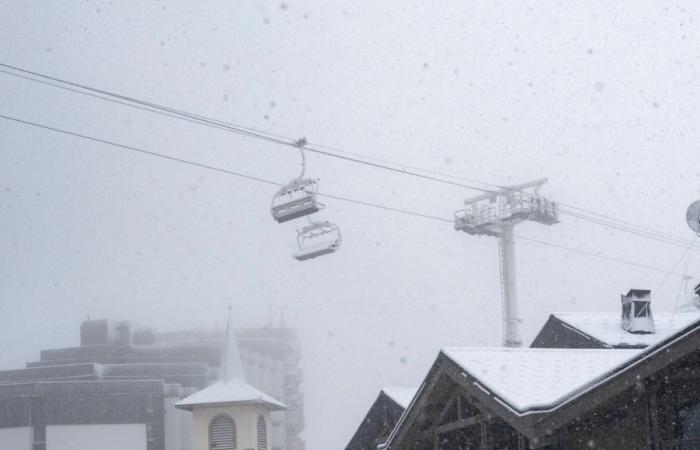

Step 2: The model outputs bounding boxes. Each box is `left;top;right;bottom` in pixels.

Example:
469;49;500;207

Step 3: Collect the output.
444;317;700;417
551;311;700;347
175;378;286;412
381;387;418;409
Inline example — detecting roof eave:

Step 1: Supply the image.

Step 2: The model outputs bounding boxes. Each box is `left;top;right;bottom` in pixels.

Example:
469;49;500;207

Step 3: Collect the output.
175;398;286;412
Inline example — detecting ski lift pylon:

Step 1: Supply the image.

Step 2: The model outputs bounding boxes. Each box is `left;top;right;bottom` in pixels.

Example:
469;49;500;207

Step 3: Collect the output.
271;137;323;223
293;220;342;261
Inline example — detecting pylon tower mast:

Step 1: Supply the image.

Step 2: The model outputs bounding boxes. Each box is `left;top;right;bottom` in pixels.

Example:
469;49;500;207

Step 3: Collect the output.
454;178;559;347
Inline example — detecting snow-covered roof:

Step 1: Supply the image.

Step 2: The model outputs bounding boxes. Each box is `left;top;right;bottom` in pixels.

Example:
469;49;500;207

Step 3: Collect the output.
382;388;417;409
175;378;286;411
443;347;639;411
553;311;700;347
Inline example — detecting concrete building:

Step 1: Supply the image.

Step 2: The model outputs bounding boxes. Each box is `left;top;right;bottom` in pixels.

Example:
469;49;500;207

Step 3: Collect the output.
0;318;305;450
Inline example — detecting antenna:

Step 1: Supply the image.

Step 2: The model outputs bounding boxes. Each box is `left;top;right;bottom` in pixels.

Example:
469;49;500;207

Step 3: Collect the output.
454;178;559;347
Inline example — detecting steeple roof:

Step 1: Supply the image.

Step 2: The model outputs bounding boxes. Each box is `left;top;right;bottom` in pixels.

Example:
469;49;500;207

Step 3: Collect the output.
175;309;286;412
219;308;245;383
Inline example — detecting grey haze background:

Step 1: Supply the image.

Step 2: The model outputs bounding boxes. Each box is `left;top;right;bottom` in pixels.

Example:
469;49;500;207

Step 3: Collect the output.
1;1;699;447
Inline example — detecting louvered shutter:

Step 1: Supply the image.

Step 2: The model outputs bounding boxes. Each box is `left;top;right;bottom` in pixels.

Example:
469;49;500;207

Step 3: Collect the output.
210;415;236;449
257;416;267;450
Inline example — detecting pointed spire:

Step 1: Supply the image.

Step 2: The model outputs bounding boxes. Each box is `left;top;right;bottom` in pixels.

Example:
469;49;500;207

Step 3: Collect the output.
219;305;245;383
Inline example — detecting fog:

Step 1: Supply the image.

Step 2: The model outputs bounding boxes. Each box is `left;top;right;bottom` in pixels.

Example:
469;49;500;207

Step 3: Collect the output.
1;1;699;448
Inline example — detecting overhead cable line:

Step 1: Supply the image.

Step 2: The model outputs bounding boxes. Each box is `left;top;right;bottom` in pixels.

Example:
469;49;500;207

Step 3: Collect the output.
561;209;694;249
0;112;692;278
651;244;695;303
0;113;449;223
0;114;280;186
669;243;697;324
0;63;694;248
0;68;293;147
0;63;493;193
559;203;688;240
513;235;691;277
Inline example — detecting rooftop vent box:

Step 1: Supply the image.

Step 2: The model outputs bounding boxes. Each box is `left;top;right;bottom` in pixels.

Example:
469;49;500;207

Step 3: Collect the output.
621;289;655;334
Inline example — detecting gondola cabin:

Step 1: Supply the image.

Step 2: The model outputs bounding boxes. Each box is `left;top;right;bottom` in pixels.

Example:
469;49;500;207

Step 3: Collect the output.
293;221;342;261
271;178;322;223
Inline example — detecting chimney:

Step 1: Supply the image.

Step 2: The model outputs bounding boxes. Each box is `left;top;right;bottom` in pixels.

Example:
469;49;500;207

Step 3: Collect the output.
621;289;655;334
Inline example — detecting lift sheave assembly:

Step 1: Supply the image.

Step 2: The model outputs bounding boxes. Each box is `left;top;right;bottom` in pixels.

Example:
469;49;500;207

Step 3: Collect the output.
271;138;342;261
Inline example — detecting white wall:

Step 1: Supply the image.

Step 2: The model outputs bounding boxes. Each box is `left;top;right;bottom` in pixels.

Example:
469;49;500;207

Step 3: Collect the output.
165;397;181;450
0;427;32;450
46;424;147;450
179;406;194;450
164;396;195;450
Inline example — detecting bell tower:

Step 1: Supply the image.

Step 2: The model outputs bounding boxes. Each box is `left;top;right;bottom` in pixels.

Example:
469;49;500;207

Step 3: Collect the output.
176;309;286;450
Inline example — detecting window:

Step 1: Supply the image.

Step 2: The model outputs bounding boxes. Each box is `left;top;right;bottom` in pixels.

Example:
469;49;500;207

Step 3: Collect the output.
257;415;267;450
210;415;236;450
633;301;650;317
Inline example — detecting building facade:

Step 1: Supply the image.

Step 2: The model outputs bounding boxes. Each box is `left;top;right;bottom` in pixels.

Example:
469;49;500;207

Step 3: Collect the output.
0;318;305;450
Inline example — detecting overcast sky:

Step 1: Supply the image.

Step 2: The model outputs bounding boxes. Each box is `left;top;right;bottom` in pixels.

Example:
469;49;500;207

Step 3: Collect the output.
1;1;699;447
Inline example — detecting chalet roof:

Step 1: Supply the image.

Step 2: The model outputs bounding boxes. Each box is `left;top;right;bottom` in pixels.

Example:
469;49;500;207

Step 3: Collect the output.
443;347;637;411
345;387;416;450
175;378;286;411
384;314;700;448
552;311;700;347
381;388;417;409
